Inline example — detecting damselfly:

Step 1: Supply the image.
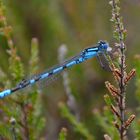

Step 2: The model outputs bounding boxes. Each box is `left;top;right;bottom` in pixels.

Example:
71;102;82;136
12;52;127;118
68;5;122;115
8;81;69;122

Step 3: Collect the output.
0;40;112;99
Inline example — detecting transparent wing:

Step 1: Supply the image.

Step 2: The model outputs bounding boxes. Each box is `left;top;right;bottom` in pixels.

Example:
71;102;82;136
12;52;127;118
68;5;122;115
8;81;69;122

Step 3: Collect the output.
97;45;119;71
36;53;83;89
97;53;111;71
18;52;82;90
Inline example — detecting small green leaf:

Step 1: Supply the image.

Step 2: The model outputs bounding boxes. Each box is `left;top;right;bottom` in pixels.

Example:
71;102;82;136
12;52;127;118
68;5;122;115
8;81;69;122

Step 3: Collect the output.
104;94;112;106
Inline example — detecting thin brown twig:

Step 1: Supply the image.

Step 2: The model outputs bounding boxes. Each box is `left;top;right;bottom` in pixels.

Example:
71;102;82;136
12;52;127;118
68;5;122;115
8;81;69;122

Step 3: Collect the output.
112;0;126;138
19;103;30;140
109;0;134;139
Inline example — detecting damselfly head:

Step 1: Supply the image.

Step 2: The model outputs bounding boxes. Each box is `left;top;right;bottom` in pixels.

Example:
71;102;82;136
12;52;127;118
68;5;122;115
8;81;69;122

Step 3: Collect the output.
98;40;112;52
81;41;112;60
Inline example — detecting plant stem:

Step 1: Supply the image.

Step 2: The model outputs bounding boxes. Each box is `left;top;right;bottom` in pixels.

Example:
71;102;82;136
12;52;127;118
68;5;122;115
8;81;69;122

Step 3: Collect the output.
112;0;126;139
115;9;126;140
20;103;30;140
120;50;125;140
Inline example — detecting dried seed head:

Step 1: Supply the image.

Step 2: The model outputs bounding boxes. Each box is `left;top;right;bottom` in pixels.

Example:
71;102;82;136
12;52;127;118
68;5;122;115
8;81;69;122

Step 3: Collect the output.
111;105;120;119
109;1;113;6
124;69;136;84
115;43;121;48
104;134;112;140
124;114;135;129
113;68;121;82
113;121;120;131
105;81;120;98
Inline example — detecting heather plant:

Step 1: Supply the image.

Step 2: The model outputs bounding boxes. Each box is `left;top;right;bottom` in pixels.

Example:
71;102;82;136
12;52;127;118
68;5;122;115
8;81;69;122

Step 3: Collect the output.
0;0;139;140
60;0;136;140
95;0;136;140
104;1;135;139
0;1;45;139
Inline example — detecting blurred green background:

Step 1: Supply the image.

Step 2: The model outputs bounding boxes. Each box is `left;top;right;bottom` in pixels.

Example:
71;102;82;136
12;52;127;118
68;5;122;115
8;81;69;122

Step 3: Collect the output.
0;0;140;139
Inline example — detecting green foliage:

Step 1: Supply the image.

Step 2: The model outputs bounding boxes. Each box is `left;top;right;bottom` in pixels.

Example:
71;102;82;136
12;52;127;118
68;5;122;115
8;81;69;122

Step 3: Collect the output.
59;102;94;140
58;127;67;140
0;0;139;139
29;38;39;74
104;0;135;140
104;94;112;106
135;55;140;102
132;55;140;140
93;107;119;140
109;0;126;41
0;1;45;139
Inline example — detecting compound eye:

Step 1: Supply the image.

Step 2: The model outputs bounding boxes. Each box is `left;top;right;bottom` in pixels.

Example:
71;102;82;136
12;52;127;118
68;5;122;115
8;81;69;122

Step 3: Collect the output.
98;40;106;46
